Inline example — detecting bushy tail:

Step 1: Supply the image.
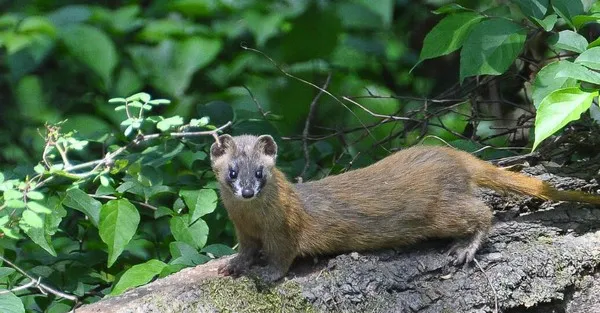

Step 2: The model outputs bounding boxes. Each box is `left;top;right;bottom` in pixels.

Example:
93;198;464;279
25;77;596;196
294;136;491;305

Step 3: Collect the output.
466;159;600;205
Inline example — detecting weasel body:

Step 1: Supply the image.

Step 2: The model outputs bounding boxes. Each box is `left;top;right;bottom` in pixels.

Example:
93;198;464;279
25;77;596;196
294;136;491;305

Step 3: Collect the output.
210;134;600;281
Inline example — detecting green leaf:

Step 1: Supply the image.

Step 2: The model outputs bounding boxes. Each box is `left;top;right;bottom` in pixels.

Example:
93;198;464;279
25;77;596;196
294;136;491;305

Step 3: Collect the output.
108;97;127;103
21;210;43;228
189;117;209;127
15;76;53;123
63;188;101;227
110;259;167;295
61;24;117;88
572;13;600;29
554;61;600;84
575;47;600;70
589;36;600;49
148;99;171;105
170;241;210;266
170;215;209;250
23;197;66;256
47;5;92;26
99;199;140;267
533;14;558;31
179;189;217;223
356;0;393;27
548;30;588;53
61;114;111;142
552;0;586;27
154;206;174;219
0;292;25;313
459;19;526;82
26;201;51;214
129;37;222;97
19;16;56;37
5;200;25;209
533;87;597;150
46;303;72;313
415;12;483;67
201;244;235;258
244;11;284;47
3;189;22;200
0;267;16;279
514;0;549;19
156;116;184;132
25;191;44;201
281;6;342;63
531;61;578;108
432;3;471;14
126;92;151;103
170;0;218;16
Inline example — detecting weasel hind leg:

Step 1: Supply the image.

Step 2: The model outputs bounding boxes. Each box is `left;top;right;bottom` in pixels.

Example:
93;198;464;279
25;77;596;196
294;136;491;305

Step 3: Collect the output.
442;198;492;265
447;228;488;265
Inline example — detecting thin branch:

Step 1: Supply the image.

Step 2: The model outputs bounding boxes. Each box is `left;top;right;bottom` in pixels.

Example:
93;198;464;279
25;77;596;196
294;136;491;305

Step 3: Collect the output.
298;74;331;181
90;195;158;211
38;121;233;188
242;85;270;117
341;96;414;121
0;255;78;302
240;44;383;148
473;258;499;313
55;142;72;168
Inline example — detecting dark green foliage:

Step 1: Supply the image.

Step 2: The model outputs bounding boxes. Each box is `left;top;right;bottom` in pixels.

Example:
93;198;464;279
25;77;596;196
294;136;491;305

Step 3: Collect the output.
0;0;599;311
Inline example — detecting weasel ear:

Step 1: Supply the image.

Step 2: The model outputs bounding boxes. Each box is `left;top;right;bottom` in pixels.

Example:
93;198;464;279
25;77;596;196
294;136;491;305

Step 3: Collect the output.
255;135;277;157
210;134;235;160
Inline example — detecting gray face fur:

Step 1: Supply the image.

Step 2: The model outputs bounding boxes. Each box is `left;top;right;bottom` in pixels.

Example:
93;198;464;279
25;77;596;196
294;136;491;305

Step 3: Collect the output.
210;134;277;200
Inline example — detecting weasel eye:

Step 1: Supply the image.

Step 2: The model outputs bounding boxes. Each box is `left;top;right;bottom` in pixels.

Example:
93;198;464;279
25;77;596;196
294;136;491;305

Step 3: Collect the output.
228;169;238;179
255;168;263;179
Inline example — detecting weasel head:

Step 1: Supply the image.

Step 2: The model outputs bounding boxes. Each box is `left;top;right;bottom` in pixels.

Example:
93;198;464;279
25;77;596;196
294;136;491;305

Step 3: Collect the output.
210;134;277;201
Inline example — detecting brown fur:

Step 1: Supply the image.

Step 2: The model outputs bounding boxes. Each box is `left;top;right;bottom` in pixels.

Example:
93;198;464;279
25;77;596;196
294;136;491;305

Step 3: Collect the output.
210;135;600;282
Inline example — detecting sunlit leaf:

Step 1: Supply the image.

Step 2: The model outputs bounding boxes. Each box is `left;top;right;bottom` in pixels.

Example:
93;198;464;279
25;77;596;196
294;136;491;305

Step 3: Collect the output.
531;61;578;108
179;189;217;223
0;292;25;313
110;259;167;295
574;47;600;70
533;87;597;150
548;30;588;53
170;215;209;250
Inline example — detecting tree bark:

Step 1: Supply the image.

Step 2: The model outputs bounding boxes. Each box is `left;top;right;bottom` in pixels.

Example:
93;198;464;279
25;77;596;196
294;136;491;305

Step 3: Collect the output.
77;164;600;313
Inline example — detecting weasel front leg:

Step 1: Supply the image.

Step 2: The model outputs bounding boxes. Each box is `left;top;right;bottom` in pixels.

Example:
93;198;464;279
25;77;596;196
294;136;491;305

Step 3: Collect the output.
218;233;261;277
254;233;298;282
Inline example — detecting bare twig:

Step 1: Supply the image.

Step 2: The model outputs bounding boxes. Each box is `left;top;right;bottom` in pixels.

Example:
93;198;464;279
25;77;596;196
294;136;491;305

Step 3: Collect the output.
242;85;270;117
473;258;499;313
341;96;414;121
90;195;159;211
240;44;382;145
0;255;78;302
55;142;72;168
298;74;332;181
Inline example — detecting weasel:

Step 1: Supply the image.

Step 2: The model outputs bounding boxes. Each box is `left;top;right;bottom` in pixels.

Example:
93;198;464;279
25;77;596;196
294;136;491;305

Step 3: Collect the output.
210;134;600;282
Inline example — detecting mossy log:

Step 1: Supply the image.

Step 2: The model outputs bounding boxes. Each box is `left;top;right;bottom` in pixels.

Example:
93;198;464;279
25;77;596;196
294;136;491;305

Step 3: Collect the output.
78;164;600;313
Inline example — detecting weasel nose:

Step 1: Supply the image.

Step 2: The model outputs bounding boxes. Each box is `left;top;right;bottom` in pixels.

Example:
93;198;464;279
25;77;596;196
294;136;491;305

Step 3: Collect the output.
241;188;255;199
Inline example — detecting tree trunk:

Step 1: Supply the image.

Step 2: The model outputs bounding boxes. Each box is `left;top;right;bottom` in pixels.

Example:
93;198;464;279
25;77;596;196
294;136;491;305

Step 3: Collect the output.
77;163;600;313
